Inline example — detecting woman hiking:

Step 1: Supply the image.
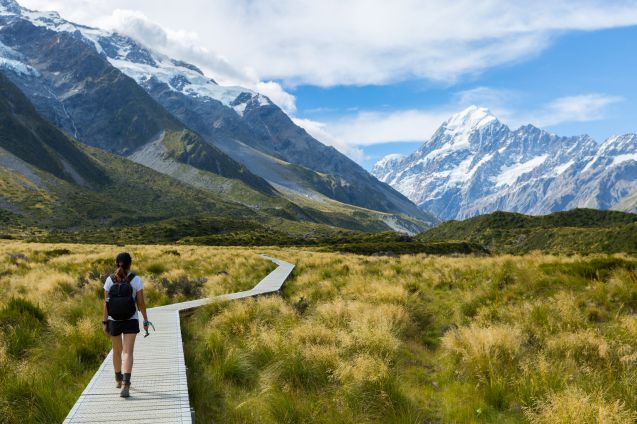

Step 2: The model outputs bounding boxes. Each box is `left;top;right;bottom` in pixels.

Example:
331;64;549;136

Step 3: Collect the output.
102;252;150;398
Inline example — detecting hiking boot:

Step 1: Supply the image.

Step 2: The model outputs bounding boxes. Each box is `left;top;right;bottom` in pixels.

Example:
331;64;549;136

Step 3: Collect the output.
120;384;130;398
116;376;123;389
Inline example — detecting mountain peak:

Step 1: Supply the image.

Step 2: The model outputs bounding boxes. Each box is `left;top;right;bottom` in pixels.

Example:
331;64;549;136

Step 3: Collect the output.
443;105;498;132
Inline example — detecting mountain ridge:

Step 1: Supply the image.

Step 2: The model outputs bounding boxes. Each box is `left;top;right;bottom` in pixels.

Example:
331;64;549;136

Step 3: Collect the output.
373;105;636;220
0;69;432;238
0;6;277;196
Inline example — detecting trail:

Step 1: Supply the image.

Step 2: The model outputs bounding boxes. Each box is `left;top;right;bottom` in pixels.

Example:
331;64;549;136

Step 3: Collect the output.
63;254;295;423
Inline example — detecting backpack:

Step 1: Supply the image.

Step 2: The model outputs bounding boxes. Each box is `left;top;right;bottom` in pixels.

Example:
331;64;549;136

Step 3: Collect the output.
106;273;137;320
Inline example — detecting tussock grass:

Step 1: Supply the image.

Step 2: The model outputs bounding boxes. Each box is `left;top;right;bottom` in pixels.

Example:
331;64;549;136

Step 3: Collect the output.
524;387;636;424
2;240;637;423
182;250;637;423
0;241;275;423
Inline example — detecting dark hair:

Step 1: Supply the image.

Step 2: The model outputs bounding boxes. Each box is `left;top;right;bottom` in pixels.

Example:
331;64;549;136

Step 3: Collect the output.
115;252;132;281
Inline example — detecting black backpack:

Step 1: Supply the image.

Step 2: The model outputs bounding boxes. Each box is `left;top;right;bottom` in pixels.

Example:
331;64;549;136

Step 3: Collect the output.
106;273;137;320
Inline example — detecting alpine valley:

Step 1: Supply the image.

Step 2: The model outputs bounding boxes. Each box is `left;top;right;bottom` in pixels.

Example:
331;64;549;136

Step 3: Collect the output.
373;106;637;220
0;0;436;239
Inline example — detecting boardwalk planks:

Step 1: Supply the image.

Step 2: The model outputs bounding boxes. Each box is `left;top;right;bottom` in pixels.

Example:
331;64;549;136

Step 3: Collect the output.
63;254;294;424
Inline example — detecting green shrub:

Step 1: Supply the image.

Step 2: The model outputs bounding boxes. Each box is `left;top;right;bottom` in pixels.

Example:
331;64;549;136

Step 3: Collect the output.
539;257;636;281
42;249;71;259
146;262;167;275
0;298;46;358
153;276;206;299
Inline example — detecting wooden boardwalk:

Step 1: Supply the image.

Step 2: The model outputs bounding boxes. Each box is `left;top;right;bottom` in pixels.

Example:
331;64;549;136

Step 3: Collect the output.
63;254;294;423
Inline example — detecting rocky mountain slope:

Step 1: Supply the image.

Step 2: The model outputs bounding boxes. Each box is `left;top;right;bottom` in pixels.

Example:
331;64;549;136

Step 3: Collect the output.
0;1;277;198
614;188;637;213
0;71;255;230
0;0;434;230
0;70;429;237
373;106;637;220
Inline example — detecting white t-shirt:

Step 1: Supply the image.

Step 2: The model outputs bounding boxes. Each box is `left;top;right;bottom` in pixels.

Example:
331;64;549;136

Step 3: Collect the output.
104;274;144;321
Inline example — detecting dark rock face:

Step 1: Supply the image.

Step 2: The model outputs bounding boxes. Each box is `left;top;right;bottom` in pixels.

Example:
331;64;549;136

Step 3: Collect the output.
0;72;106;185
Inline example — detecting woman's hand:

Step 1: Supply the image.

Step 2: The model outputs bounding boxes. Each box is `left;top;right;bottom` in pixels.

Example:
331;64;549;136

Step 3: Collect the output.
102;321;110;337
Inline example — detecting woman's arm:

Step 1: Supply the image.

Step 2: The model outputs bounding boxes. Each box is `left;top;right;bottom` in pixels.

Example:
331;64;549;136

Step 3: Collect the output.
102;290;109;336
136;289;148;323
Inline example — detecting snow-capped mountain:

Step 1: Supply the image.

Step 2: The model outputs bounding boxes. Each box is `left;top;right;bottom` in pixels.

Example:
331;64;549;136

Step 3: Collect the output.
0;0;265;115
0;0;434;227
83;20;430;223
0;0;284;197
372;105;637;220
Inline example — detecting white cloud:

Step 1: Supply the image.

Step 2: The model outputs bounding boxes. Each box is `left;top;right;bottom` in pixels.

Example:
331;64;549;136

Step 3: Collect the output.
292;117;366;162
529;94;624;127
19;0;637;87
455;87;514;110
256;81;297;114
94;9;251;85
326;110;453;145
100;9;299;113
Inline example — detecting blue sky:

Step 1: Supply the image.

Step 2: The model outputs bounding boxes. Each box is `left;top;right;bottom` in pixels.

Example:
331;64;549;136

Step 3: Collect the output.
23;0;637;170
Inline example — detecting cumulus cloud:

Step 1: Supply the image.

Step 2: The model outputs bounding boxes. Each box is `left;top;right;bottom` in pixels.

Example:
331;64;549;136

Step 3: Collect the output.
20;0;637;87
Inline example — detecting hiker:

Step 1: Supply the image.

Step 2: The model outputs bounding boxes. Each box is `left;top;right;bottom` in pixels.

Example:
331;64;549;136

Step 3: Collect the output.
102;252;150;398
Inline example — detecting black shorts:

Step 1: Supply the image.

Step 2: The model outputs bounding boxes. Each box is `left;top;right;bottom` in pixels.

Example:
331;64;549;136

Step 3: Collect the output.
108;319;140;336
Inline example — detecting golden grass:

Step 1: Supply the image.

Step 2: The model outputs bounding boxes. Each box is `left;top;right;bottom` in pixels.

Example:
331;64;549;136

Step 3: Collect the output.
524;387;636;424
179;249;637;423
0;241;276;423
1;241;637;423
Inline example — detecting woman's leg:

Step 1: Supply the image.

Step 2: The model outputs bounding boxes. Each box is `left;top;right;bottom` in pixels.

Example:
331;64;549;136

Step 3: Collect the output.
119;333;137;397
111;334;123;372
122;333;137;374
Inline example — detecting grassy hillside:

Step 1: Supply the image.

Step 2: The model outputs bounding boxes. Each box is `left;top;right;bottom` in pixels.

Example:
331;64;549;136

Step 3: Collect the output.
0;144;255;231
2;241;636;423
418;209;637;254
0;70;261;232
